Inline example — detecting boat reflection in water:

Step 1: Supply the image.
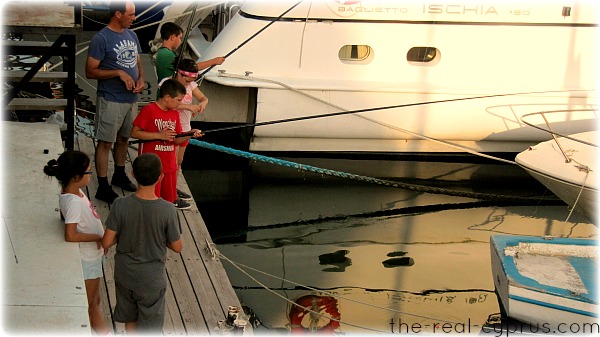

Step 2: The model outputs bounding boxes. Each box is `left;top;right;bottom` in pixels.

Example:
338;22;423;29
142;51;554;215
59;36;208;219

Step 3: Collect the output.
183;155;597;334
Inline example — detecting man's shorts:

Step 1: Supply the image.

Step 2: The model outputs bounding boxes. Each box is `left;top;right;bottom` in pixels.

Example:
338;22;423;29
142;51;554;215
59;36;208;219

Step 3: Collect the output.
94;96;138;143
114;283;166;333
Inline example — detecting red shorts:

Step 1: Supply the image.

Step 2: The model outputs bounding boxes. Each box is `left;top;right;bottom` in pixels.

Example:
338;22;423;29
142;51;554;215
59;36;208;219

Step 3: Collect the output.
155;170;177;203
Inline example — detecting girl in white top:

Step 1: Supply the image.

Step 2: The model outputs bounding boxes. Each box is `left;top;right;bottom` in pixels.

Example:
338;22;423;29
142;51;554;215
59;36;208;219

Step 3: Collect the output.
44;150;110;335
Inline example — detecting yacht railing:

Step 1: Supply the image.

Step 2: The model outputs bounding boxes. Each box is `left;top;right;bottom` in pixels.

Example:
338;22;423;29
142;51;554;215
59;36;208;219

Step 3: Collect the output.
520;108;598;163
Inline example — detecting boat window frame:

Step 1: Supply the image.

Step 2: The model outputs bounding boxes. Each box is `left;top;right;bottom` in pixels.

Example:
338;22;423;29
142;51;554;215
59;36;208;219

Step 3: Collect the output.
338;44;374;65
407;47;441;66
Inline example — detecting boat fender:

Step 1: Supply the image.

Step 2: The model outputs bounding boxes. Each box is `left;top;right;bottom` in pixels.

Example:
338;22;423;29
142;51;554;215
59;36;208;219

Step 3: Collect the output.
289;295;340;334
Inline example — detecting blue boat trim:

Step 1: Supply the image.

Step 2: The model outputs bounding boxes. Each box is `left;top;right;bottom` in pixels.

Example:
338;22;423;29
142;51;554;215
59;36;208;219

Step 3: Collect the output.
509;294;598;318
491;235;598;304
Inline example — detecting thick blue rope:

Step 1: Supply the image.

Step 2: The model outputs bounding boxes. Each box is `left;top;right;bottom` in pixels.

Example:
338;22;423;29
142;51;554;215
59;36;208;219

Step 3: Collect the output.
189;140;558;202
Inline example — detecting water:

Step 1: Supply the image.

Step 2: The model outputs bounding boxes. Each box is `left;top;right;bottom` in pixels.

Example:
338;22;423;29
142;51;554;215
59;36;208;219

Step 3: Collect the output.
183;155;597;335
38;32;594;334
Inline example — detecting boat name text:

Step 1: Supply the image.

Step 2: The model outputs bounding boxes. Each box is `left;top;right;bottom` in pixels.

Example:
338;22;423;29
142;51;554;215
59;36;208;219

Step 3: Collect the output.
336;5;531;16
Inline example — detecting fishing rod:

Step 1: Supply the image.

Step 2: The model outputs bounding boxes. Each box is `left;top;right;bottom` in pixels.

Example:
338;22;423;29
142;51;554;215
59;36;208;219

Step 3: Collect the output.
129;131;196;145
196;0;304;80
201;89;593;134
173;2;198;77
128;89;590;145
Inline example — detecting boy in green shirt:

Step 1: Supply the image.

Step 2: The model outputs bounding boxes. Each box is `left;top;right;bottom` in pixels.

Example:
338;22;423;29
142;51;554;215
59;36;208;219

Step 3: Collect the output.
154;22;225;82
153;22;224;203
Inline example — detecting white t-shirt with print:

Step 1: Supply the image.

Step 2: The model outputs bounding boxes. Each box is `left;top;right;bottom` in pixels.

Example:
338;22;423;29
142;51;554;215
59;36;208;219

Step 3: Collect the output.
59;190;104;261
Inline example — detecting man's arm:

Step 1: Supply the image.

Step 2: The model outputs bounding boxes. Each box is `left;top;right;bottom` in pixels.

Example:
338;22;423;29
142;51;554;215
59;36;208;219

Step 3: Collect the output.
85;56;121;80
133;55;145;93
167;239;183;253
86;56;137;91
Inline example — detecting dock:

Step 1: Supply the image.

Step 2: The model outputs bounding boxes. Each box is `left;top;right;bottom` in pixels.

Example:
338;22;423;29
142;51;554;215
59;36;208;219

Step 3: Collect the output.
2;121;250;335
76;129;250;335
2;2;249;334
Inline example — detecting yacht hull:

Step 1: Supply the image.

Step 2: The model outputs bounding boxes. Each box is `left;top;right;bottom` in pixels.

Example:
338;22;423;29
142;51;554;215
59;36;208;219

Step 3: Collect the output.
515;131;598;223
191;1;598;154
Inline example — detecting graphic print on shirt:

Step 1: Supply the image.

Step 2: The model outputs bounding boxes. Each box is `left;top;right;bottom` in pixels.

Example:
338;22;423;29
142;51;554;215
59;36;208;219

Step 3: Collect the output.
154;118;176;152
88;200;100;219
183;92;193;105
113;40;138;69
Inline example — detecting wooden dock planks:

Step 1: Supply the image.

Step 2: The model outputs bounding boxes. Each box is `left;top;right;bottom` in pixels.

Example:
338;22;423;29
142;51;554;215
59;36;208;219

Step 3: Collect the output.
73;132;249;335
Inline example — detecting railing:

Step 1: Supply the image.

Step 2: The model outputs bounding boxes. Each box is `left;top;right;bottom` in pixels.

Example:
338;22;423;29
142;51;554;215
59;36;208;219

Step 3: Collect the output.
520;108;598;163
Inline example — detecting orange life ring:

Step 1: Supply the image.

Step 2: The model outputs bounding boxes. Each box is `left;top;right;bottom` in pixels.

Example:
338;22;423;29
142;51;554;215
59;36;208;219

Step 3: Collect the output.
289;295;341;334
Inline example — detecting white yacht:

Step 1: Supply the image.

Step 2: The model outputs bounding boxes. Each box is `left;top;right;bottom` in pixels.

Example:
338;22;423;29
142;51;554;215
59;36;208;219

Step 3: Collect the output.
167;1;598;155
515;111;597;223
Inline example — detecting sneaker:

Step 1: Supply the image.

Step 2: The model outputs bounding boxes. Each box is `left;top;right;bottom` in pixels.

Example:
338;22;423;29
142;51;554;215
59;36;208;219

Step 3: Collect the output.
111;174;137;192
177;189;192;201
95;185;118;204
174;198;191;210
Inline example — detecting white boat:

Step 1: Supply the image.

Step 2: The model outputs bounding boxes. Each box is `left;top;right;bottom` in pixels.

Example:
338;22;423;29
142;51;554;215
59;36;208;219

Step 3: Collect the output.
174;0;598;155
515;111;597;223
490;235;598;331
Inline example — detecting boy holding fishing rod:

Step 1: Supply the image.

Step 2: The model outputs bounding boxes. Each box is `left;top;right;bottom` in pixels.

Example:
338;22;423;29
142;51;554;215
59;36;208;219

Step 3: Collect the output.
152;21;224;205
153;22;225;84
131;79;202;209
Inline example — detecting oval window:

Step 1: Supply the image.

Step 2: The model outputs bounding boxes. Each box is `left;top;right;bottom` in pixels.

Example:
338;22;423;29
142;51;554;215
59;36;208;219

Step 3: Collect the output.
407;47;440;65
339;45;374;64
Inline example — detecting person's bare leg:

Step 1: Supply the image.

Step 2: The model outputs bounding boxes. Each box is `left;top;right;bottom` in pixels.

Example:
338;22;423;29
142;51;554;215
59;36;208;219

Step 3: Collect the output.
125;322;137;334
114;135;129;167
85;278;110;334
177;146;185;174
95;141;113;178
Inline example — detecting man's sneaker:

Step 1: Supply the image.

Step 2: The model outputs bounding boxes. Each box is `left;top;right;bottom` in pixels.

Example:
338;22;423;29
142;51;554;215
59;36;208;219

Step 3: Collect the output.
95;185;118;204
111;174;137;192
177;189;192;201
174;198;191;210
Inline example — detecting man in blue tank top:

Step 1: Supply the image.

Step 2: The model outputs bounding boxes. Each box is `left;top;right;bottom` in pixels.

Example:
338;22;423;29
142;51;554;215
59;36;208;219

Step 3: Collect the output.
86;0;145;204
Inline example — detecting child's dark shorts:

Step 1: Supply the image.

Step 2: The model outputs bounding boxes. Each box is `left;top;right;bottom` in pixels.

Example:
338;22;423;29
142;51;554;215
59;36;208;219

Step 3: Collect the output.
114;282;166;333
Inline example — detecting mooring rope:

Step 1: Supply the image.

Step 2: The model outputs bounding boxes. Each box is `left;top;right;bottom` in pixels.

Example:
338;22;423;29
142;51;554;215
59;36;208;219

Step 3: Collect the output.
565;165;590;223
217;250;467;333
218;252;389;333
189;139;558;202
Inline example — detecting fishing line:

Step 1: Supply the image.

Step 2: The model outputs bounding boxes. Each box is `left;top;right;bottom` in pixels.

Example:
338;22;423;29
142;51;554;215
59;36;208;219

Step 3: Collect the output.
130;1;166;26
128;89;591;145
173;2;198;78
51;2;228;72
196;0;304;79
198;89;592;134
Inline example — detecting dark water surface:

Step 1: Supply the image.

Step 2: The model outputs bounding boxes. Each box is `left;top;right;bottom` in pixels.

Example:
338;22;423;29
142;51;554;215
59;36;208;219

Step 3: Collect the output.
183;155;596;335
